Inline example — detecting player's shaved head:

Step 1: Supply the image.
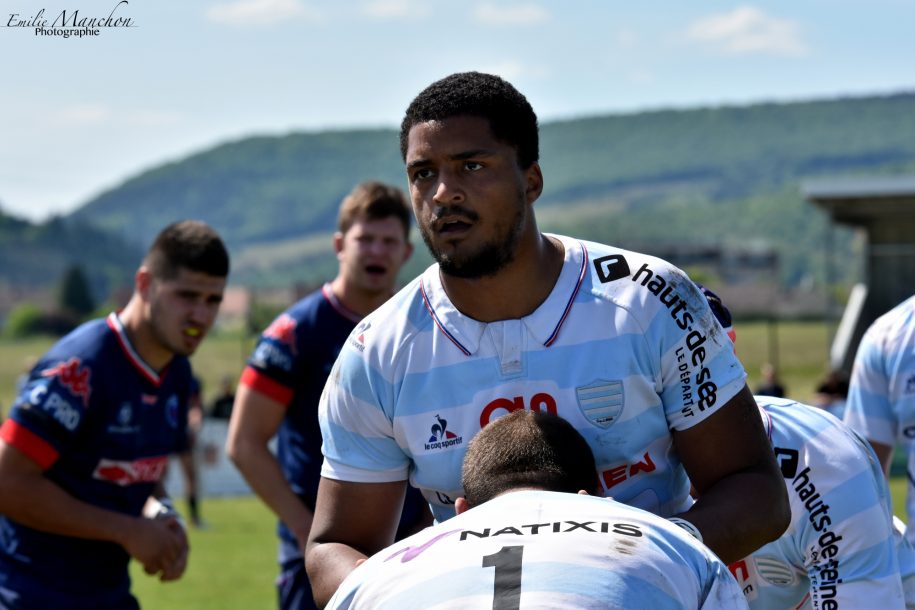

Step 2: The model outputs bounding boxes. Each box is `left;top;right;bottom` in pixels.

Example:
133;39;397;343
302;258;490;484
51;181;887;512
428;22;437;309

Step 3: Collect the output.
461;410;598;507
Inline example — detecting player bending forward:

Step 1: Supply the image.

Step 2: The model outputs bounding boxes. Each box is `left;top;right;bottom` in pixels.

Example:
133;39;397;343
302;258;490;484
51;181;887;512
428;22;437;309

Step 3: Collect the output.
326;410;748;610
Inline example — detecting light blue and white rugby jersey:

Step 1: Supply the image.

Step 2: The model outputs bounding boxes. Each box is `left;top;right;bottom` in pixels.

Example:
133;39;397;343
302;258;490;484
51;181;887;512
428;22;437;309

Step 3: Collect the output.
319;235;747;522
326;490;748;610
730;397;905;610
843;295;915;542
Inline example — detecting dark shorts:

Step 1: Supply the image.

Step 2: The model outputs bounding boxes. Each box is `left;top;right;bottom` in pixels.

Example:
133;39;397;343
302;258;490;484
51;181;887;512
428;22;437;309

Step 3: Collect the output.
277;556;317;610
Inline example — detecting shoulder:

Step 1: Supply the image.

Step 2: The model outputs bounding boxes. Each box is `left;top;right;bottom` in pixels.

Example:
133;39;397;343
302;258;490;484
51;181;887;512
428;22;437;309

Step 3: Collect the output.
347;272;432;356
37;317;113;372
568;236;712;332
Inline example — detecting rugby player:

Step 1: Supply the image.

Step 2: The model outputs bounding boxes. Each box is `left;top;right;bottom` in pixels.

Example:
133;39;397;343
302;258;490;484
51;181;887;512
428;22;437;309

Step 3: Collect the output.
844;294;915;606
326;410;749;610
699;282;911;609
227;182;429;610
0;220;229;610
306;71;789;607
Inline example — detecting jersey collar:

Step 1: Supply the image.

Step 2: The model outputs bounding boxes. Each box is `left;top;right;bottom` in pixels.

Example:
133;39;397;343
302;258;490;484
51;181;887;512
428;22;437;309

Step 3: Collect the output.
420;235;587;355
106;312;165;386
321;283;363;324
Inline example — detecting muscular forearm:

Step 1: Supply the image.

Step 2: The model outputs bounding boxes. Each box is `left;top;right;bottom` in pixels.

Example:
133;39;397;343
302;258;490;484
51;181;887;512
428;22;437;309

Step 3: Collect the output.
0;471;136;545
228;440;313;546
679;463;789;563
305;541;367;609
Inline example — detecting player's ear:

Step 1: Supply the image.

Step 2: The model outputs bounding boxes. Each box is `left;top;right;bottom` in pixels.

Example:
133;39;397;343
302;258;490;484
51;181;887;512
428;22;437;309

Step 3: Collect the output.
333;232;345;258
455;497;471;515
135;267;153;298
524;162;544;205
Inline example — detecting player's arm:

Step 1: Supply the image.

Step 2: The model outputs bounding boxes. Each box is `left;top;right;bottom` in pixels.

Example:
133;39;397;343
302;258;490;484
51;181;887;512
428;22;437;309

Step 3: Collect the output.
226;382;315;550
672;385;790;564
0;431;186;579
305;477;406;609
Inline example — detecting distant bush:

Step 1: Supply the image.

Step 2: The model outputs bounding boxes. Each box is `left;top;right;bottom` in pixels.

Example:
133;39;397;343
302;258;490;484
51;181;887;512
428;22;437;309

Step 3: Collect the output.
4;305;80;338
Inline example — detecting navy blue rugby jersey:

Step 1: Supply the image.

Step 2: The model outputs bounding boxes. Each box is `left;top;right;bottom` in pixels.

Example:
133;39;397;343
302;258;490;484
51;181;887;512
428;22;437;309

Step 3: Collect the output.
241;284;427;563
0;312;191;604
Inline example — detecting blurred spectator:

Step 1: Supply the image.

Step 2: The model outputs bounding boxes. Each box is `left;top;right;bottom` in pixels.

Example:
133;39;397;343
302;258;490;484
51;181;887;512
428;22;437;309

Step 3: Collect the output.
812;369;850;419
755;362;786;397
209;375;236;420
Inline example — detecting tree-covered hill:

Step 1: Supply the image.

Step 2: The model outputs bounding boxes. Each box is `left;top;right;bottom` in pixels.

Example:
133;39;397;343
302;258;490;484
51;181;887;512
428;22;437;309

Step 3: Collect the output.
32;91;915;291
0;211;141;302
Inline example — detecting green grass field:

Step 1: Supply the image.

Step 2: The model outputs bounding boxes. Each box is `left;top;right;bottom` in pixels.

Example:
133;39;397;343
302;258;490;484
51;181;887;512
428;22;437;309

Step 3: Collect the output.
0;322;907;608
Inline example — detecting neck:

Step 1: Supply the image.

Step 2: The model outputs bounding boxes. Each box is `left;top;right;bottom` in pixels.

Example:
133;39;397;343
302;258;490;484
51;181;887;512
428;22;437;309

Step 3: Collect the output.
118;296;172;372
329;277;393;318
440;233;564;322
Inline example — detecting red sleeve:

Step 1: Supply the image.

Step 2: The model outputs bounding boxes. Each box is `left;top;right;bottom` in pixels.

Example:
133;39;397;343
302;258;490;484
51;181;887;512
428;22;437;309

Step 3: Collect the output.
239;366;294;407
0;419;60;470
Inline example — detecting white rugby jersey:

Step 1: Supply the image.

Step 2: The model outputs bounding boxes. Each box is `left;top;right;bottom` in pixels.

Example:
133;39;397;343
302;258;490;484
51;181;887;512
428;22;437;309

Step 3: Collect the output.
843;295;915;542
326;490;748;610
730;397;905;610
319;235;747;522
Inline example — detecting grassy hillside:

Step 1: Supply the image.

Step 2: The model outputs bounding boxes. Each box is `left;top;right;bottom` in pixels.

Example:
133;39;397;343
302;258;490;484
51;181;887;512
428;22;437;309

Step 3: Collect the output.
5;93;915;299
62;91;915;290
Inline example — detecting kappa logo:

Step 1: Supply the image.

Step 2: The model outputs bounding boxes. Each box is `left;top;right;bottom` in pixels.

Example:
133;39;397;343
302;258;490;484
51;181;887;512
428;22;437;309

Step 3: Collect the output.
263;314;298;355
41;357;91;407
424;414;463;451
575;380;624;428
593;254;631;283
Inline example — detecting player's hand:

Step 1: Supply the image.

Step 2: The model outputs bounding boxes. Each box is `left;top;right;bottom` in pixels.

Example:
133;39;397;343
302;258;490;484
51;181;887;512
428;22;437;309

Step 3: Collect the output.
123;515;188;579
157;517;190;582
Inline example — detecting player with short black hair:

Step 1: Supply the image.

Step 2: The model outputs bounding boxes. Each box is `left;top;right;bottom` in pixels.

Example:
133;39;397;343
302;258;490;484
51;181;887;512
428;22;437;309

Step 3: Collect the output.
326;410;749;609
306;72;789;607
0;220;228;610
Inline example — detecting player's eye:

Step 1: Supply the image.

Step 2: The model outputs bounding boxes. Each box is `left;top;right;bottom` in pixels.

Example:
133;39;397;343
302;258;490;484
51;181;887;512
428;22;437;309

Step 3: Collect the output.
464;161;483;171
412;168;435;181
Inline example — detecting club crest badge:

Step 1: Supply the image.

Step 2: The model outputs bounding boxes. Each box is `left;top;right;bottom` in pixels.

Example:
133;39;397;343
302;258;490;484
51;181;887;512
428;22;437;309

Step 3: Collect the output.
575;379;624;428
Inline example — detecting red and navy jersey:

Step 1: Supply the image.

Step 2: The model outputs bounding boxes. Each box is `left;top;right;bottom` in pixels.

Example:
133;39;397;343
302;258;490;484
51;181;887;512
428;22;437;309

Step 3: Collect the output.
241;285;425;562
0;313;190;605
242;285;360;505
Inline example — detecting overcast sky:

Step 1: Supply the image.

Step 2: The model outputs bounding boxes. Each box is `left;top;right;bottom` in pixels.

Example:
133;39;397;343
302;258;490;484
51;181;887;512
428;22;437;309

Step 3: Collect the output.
1;0;913;221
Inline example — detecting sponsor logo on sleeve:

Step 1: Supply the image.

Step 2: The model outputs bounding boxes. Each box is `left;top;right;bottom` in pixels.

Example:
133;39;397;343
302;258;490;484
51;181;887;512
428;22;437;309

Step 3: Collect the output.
262;314;298;355
593;254;631;283
792;465;845;609
774;447;799;478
